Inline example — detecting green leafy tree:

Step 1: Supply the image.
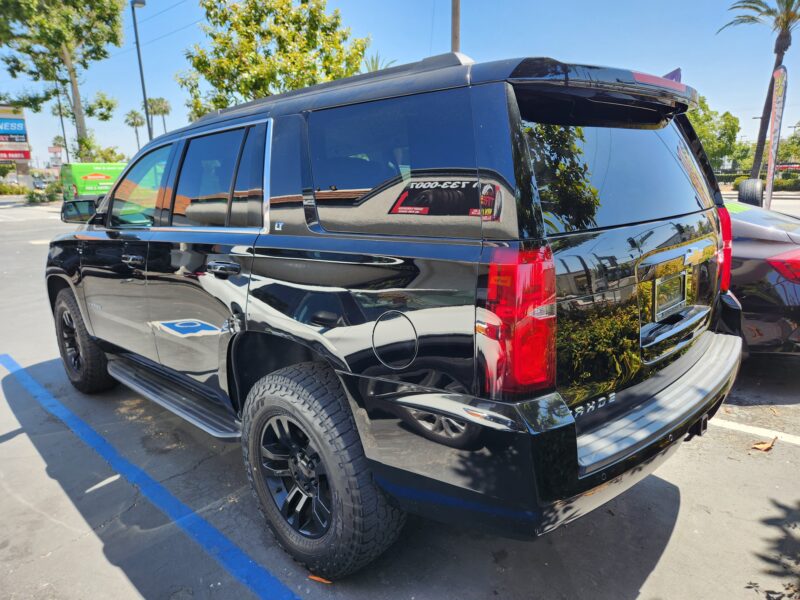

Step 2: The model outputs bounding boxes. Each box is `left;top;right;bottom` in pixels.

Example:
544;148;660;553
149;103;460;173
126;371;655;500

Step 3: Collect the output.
0;0;124;144
52;135;66;149
0;164;14;179
73;133;126;163
124;110;146;151
687;95;741;170
86;91;117;121
719;0;800;178
362;52;396;73
777;124;800;162
732;139;756;172
176;0;369;120
147;97;171;134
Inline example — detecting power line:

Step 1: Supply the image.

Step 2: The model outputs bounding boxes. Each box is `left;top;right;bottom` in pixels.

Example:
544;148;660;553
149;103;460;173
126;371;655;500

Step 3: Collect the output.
122;0;190;32
110;18;203;59
139;0;189;24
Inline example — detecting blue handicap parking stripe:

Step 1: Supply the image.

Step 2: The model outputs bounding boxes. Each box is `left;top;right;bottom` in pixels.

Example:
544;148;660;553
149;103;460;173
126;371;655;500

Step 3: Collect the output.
0;354;298;600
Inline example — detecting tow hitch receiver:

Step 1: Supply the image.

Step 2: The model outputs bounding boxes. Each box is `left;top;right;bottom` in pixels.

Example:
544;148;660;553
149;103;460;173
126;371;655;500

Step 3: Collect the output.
685;413;709;441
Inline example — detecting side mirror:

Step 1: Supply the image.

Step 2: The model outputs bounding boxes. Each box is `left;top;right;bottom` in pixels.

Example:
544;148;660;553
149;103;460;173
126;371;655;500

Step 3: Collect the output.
61;199;97;224
95;194;106;208
309;310;341;328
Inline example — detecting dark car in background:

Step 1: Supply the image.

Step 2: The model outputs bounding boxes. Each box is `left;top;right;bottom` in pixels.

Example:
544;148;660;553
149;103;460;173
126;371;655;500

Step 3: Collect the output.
727;201;800;354
47;53;742;579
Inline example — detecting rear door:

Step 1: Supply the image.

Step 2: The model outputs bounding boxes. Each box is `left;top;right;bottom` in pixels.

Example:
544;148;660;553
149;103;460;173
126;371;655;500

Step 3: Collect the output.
512;86;722;430
147;123;265;395
248;89;482;396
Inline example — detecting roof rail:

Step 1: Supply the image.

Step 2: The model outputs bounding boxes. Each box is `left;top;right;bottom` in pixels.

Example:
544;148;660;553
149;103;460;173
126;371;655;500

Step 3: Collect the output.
197;52;475;121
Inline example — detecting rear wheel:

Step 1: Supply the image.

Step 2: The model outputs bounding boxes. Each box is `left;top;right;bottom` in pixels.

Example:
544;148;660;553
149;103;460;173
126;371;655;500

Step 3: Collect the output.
738;178;763;206
241;362;405;579
54;288;116;393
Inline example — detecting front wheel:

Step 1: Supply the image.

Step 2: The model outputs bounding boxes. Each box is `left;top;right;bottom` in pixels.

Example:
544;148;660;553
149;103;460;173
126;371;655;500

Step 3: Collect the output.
241;362;405;580
54;288;117;394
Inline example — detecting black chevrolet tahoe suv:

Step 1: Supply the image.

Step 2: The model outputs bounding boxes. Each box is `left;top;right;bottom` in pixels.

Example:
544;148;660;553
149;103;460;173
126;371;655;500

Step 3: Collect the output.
48;53;743;579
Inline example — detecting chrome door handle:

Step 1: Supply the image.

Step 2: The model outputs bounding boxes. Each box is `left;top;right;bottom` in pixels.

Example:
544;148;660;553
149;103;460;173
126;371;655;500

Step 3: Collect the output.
207;261;241;277
121;254;144;266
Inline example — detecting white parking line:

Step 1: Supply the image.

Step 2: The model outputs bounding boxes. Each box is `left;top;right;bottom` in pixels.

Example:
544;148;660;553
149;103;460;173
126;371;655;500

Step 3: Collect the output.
710;418;800;446
28;240;50;245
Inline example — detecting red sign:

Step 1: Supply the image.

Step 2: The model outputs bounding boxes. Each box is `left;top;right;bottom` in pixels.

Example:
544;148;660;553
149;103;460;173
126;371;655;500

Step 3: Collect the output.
81;172;112;181
0;149;30;160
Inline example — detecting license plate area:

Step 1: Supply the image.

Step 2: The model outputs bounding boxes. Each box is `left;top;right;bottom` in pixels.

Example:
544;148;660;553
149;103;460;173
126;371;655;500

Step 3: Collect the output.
654;272;687;322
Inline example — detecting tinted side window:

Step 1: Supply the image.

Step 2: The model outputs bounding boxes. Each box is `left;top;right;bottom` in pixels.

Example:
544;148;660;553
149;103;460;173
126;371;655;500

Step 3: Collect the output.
230;124;266;228
308;88;480;238
110;144;171;228
172;128;245;227
518;114;715;234
269;115;307;235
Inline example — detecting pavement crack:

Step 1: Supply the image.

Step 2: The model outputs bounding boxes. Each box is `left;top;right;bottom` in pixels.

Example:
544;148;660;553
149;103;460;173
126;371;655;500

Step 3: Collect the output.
157;453;218;485
89;489;142;533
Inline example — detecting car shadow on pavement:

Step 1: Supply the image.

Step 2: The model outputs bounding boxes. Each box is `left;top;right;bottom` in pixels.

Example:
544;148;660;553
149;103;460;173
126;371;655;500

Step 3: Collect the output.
726;354;800;407
3;360;681;600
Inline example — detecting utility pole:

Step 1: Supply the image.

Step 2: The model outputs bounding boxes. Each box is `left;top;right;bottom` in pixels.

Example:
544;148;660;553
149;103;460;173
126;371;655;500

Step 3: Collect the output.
131;0;153;142
55;85;71;163
451;0;460;53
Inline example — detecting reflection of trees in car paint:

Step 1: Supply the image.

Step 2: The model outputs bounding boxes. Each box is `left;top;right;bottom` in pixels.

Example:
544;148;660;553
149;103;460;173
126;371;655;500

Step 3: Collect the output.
522;122;601;232
557;289;642;406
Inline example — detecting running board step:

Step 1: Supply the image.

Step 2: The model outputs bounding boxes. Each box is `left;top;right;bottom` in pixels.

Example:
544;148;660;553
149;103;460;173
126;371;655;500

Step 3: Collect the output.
107;359;241;439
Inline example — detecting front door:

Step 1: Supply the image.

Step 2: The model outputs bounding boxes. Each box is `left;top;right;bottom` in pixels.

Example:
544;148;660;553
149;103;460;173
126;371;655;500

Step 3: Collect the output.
81;144;174;360
147;123;266;395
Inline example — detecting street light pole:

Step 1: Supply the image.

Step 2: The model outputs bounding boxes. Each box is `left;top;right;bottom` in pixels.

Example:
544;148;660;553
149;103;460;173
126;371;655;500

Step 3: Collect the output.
131;0;153;142
451;0;460;53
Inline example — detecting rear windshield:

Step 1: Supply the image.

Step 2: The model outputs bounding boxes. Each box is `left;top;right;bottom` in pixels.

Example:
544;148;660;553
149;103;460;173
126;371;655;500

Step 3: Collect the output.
514;88;715;235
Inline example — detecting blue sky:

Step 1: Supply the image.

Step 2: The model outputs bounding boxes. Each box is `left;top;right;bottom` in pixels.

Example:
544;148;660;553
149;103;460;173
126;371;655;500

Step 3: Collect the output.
3;0;799;166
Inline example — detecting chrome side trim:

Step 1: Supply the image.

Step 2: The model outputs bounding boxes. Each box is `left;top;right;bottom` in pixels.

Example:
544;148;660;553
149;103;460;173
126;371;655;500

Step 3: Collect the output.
148;226;260;234
181;116;270;140
116;117;273;235
261;117;273;235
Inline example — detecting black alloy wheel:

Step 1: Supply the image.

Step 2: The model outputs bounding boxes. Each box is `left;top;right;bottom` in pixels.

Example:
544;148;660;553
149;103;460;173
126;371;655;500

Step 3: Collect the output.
59;308;82;373
259;414;332;538
53;288;117;394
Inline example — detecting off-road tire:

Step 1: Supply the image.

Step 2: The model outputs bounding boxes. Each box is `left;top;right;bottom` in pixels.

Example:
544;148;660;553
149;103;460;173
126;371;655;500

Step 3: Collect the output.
241;362;406;580
54;288;117;393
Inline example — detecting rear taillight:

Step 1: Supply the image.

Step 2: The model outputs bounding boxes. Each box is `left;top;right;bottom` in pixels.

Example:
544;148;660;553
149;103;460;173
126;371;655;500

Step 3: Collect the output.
767;247;800;283
717;206;733;292
483;245;556;395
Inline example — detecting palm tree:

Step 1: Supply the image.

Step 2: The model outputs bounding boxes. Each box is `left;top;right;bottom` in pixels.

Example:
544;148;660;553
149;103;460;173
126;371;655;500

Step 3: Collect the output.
124;110;145;151
362;52;396;73
719;0;800;178
147;97;171;134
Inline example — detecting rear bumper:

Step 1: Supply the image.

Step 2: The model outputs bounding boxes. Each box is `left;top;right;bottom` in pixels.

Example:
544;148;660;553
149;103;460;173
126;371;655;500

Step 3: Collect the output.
341;331;741;538
531;331;741;534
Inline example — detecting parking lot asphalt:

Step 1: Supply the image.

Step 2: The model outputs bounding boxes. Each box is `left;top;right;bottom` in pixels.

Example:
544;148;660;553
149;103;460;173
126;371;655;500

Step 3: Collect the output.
0;198;798;600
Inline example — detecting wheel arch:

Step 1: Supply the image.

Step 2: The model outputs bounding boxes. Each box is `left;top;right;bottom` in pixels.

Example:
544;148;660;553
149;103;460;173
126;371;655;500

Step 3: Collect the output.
46;273;73;312
227;331;349;414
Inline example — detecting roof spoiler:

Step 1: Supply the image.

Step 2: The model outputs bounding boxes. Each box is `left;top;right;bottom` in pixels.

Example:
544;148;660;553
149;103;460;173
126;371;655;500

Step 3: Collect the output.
509;58;698;114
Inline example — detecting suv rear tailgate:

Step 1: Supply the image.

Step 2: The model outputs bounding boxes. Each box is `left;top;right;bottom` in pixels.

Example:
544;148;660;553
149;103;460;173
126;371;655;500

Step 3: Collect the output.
512;82;730;440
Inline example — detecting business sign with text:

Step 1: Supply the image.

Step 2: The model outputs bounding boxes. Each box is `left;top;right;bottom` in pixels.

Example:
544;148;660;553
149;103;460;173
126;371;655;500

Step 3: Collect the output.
0;149;31;160
0;106;30;160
